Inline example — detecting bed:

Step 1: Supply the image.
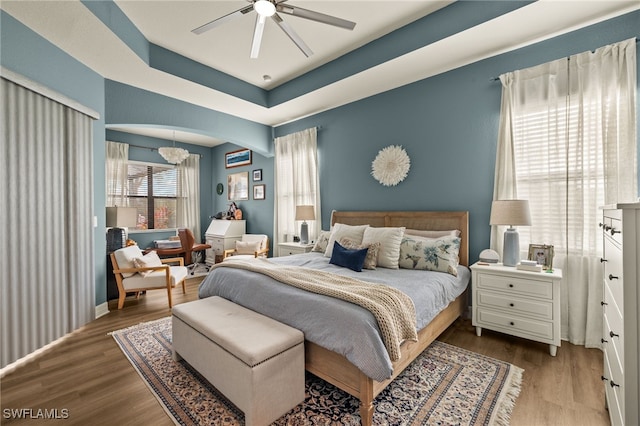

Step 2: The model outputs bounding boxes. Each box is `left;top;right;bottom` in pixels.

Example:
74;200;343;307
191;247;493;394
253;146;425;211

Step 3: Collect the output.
198;210;470;425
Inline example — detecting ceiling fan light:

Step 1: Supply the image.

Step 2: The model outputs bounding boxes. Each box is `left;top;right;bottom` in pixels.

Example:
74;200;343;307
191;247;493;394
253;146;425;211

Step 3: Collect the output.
254;0;275;17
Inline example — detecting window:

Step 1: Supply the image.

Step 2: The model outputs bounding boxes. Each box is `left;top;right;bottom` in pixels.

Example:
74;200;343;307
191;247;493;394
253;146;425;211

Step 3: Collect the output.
126;161;178;230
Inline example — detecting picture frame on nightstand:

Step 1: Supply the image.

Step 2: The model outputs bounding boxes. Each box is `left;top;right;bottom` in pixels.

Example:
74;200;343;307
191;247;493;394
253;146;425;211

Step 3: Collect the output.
528;244;554;269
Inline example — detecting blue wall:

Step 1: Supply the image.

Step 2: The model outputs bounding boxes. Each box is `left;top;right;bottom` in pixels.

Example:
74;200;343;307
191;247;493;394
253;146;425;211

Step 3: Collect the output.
275;11;640;263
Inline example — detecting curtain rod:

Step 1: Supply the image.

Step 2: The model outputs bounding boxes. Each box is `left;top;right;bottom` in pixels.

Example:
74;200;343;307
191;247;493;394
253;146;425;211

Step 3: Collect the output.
489;37;638;82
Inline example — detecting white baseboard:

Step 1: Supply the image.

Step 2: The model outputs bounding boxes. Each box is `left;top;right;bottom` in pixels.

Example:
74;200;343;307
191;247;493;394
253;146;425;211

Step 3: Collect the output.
95;302;110;319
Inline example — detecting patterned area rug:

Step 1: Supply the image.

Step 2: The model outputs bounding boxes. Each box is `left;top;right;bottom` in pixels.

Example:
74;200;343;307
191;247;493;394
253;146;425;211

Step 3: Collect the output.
111;317;523;425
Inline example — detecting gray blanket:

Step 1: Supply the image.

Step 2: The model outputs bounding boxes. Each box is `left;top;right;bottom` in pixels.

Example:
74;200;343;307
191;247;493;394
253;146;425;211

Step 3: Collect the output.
198;252;469;381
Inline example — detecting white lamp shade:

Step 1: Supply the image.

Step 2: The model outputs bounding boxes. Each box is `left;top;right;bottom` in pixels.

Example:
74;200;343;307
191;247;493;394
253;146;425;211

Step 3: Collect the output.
106;207;138;228
295;205;315;221
489;200;531;226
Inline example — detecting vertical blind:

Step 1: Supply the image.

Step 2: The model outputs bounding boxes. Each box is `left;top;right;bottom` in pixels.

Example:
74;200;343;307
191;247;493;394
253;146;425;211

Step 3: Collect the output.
1;77;95;369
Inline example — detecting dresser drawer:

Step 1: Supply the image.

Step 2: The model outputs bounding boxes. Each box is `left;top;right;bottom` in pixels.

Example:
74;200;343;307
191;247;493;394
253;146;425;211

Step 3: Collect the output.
602;211;623;246
603;349;624;426
603;238;624;313
476;290;553;320
603;283;624;368
476;307;554;341
476;273;553;299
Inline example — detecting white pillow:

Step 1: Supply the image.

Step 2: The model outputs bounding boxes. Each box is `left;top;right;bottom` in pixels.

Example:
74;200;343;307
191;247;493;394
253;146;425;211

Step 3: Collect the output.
361;226;405;269
132;251;163;277
113;245;145;278
324;223;369;258
405;229;461;238
236;240;261;255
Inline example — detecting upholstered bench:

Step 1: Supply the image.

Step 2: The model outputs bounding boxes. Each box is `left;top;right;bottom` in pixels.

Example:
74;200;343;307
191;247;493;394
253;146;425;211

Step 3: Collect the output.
171;296;305;426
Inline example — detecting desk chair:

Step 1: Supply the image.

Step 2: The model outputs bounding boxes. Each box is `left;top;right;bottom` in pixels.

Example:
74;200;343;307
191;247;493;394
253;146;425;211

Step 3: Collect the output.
178;228;212;274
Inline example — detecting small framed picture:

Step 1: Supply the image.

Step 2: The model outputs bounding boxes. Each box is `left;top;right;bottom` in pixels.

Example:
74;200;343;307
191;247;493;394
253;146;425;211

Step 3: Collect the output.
253;184;265;200
225;148;252;168
252;169;262;181
227;172;249;200
528;244;555;269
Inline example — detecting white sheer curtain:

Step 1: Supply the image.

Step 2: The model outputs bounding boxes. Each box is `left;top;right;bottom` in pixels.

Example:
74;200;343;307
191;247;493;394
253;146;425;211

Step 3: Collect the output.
105;141;129;207
274;127;321;248
177;153;201;242
492;38;637;347
1;76;96;369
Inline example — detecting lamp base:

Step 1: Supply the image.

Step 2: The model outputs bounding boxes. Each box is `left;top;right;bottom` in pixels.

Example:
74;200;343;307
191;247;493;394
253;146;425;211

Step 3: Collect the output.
300;221;309;245
502;227;520;267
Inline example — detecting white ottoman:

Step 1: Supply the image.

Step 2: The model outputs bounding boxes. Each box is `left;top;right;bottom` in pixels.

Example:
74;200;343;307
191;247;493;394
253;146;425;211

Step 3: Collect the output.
172;296;305;426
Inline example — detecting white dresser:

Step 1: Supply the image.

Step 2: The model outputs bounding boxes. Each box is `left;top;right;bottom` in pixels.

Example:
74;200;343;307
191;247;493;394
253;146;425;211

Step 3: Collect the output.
471;263;563;356
204;219;246;265
600;203;639;426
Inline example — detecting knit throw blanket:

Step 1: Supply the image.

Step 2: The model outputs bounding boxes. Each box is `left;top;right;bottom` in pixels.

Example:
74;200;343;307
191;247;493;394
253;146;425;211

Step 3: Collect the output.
210;258;417;361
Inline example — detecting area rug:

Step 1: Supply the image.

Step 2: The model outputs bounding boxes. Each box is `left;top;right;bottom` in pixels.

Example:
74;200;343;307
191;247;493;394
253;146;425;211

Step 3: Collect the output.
111;317;523;425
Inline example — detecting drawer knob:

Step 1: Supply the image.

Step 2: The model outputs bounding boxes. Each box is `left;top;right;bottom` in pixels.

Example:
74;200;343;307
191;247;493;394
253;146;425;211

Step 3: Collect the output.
599;222;604;228
601;338;608;344
508;284;514;288
610;381;620;389
608;274;619;280
610;228;620;235
601;375;608;382
609;331;619;338
603;225;611;231
601;301;608;306
600;257;607;263
509;303;514;307
509;321;515;326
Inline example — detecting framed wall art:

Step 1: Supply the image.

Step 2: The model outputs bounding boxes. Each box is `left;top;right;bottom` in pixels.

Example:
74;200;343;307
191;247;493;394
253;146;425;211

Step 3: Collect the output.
253;184;265;200
227;172;249;200
252;169;262;181
225;148;252;168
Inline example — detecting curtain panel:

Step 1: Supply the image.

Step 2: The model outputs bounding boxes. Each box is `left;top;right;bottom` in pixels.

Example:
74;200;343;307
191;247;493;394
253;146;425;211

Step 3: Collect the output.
1;77;95;369
273;128;321;248
177;153;201;243
105;141;129;208
492;38;637;347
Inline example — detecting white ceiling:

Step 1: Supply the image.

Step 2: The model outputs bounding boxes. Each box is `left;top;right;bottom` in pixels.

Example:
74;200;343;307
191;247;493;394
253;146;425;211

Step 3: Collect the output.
2;1;639;147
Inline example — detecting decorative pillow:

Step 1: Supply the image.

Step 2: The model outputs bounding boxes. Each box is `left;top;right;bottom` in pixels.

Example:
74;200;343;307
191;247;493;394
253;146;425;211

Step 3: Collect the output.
398;235;461;276
113;245;145;278
324;223;369;258
132;251;163;277
329;241;368;272
339;237;380;270
405;228;461;238
312;230;331;253
236;240;261;255
361;226;405;269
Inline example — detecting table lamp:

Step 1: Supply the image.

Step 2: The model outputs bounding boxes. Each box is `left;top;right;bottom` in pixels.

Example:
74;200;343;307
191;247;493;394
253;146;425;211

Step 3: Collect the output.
106;206;138;252
489;200;531;267
295;205;315;245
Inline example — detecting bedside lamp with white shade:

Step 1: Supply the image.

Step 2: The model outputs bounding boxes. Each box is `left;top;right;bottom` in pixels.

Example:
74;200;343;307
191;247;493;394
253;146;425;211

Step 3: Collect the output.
490;200;531;267
295;205;315;245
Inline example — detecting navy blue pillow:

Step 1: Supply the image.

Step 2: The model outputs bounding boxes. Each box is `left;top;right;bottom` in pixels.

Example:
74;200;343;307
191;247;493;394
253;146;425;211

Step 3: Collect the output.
329;241;368;272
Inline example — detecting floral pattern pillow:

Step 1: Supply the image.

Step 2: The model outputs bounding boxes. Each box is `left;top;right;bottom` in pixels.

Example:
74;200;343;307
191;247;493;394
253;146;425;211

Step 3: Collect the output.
312;230;331;253
398;235;461;276
339;238;381;270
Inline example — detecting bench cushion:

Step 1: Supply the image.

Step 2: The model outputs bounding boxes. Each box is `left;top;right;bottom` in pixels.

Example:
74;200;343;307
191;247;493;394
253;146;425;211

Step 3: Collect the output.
172;296;303;367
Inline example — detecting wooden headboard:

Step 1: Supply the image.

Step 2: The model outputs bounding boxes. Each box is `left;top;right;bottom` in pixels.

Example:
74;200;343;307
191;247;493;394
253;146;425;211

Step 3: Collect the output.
330;210;469;267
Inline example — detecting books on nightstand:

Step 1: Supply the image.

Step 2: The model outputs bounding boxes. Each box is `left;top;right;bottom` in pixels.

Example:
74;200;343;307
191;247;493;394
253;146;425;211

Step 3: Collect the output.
516;260;543;272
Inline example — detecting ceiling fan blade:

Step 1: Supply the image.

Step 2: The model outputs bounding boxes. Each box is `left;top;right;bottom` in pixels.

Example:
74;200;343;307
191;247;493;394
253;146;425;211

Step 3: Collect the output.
271;13;313;57
275;4;356;31
192;4;254;35
250;14;267;59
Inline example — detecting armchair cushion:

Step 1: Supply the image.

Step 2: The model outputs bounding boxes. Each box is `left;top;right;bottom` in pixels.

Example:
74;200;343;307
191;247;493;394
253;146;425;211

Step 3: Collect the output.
122;266;188;290
113;245;144;278
132;251;163;277
236;240;261;255
241;234;268;250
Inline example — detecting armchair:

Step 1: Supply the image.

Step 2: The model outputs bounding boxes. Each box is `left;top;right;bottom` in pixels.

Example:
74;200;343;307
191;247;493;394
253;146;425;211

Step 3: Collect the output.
223;234;269;260
110;245;188;309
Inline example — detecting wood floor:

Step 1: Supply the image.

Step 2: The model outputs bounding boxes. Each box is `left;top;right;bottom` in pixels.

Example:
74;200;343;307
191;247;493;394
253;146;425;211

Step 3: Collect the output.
1;276;609;425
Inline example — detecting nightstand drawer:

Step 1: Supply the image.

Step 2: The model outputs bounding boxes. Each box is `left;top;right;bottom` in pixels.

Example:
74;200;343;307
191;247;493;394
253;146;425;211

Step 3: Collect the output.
476;307;554;340
476;273;553;299
604;349;624;425
476;290;553;319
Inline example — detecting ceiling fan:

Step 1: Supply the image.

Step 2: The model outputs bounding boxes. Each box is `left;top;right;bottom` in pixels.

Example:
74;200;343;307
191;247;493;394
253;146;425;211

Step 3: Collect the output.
192;0;356;59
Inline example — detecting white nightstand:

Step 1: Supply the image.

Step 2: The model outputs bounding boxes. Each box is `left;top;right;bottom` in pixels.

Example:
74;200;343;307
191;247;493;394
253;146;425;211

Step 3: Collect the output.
278;242;314;257
471;262;563;356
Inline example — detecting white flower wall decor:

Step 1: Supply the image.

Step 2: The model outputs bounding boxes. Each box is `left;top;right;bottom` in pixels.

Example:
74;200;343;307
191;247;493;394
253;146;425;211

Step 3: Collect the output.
371;145;411;186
